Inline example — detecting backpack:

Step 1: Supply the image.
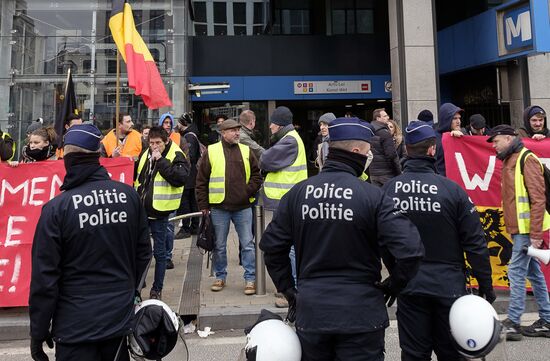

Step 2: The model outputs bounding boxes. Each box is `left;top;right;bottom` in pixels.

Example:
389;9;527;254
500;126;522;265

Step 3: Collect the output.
519;150;550;213
180;131;206;160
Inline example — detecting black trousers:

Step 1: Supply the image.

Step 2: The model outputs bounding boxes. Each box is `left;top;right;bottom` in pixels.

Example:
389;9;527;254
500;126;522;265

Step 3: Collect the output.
397;294;463;361
297;329;385;361
55;336;129;361
176;188;199;233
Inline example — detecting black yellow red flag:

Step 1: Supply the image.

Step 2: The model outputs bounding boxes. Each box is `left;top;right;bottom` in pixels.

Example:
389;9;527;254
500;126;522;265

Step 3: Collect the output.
109;0;172;109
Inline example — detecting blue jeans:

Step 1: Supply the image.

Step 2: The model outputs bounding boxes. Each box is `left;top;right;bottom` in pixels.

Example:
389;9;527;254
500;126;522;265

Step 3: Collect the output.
149;217;169;292
166;211;176;261
508;233;550;324
211;207;255;282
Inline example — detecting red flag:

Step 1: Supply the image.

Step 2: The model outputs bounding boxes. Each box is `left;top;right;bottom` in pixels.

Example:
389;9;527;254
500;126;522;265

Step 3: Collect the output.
109;0;172;109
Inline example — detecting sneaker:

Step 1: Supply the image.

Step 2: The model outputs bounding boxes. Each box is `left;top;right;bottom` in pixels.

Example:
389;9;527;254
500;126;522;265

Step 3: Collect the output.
150;289;162;300
175;229;191;240
211;279;225;292
275;296;289;308
166;259;174;270
244;281;256;295
522;318;550;337
502;318;523;341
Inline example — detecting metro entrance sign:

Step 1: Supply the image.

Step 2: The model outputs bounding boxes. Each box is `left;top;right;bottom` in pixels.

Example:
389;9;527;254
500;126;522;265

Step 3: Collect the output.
293;80;371;95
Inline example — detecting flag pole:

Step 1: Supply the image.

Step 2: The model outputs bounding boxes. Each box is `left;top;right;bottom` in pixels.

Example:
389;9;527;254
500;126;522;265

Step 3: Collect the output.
115;49;121;145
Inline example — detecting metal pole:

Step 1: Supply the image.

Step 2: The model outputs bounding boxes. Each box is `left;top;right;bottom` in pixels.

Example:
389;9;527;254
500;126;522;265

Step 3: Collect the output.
254;205;266;295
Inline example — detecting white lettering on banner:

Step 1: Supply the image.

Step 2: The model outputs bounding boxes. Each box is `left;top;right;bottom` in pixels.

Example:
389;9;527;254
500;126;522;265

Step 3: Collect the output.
303;184;354;221
29;177;48;206
3;216;27;247
455;152;496;191
9;254;21;293
0;175;63;207
0;180;29;206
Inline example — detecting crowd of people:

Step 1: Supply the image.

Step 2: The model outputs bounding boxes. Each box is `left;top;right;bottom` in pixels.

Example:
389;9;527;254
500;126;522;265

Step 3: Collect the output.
3;102;548;361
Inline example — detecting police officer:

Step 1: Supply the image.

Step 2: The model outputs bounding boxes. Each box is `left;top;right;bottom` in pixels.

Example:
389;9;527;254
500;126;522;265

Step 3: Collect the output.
260;117;424;361
382;121;495;361
29;124;152;361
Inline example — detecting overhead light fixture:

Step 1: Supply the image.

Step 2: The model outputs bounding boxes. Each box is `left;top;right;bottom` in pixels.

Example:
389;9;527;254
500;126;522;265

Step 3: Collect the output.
356;102;365;106
377;99;387;102
188;82;230;91
345;104;353;108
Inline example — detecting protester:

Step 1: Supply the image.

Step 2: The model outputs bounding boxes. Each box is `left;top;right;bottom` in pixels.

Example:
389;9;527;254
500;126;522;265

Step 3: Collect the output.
435;103;464;176
369;108;401;186
0;126;16;162
141;124;151;151
487;124;550;340
517;105;549;140
260;117;424;360
29;124;152;361
387;118;406;160
208;114;226;144
101;113;142;159
238;110;265;160
383;121;495;360
159;112;181;146
314;112;336;170
196;119;262;295
462;114;489;136
135;126;188;300
9;126;57;166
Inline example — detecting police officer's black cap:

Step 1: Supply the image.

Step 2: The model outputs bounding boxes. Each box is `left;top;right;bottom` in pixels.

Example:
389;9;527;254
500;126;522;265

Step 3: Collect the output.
486;124;516;142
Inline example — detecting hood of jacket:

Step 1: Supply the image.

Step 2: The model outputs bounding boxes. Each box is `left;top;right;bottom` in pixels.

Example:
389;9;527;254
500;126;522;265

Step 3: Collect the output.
437;103;462;133
521;105;549;137
158;113;174;131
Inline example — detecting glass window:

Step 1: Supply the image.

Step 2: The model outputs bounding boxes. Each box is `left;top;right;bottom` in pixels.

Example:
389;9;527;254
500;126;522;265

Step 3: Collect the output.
356;9;374;34
194;1;207;23
213;2;227;23
254;2;264;23
214;25;226;35
235;26;247;36
234;3;246;24
331;0;374;35
195;24;208;35
332;10;345;34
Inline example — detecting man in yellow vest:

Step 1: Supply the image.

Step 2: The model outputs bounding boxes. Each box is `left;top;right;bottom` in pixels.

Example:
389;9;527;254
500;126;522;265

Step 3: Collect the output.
100;113;142;159
260;106;308;307
135;126;188;300
0;127;15;162
195;119;262;295
487;124;550;340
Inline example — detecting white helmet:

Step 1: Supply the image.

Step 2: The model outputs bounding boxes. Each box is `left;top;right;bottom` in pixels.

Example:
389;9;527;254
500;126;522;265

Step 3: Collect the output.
449;294;502;359
128;299;180;360
244;318;301;361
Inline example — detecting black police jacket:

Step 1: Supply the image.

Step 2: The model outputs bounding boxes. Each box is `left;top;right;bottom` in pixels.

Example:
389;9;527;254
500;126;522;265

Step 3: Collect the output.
29;163;152;344
260;159;424;333
382;156;493;298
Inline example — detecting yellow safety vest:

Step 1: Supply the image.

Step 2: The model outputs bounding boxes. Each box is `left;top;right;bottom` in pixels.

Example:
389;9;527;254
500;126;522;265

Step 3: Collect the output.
135;141;184;212
264;130;308;200
1;132;16;162
514;148;550;233
208;142;253;204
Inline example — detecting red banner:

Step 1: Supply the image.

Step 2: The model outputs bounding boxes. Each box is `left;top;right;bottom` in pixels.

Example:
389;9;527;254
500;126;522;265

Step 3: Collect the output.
0;158;134;307
443;134;550;289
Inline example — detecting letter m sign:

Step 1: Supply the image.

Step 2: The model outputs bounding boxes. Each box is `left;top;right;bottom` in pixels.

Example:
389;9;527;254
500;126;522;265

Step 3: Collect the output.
503;5;532;51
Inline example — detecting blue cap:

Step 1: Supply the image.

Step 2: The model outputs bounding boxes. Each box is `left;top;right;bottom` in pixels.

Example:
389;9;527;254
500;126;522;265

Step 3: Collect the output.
405;121;436;144
328;117;374;142
64;124;102;151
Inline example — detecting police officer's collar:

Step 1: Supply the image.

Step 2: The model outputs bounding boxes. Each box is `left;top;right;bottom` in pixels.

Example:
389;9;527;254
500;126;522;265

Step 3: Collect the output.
402;156;437;174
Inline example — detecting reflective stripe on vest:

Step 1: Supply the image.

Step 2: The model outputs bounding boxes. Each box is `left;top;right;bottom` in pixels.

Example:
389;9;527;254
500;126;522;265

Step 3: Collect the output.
208;142;252;204
514;148;550;233
1;132;15;162
135;141;184;212
264;130;307;200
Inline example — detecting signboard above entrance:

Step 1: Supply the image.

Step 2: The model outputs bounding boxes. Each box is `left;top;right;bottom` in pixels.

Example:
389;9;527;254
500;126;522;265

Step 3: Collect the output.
293;80;372;95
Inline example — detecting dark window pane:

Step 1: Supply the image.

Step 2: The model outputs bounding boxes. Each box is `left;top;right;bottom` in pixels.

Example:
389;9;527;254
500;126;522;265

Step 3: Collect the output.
254;3;264;23
234;3;246;24
332;10;345;34
214;25;226;35
195;24;207;36
346;9;355;34
253;25;264;35
234;26;247;35
357;9;374;34
194;1;207;23
213;2;227;23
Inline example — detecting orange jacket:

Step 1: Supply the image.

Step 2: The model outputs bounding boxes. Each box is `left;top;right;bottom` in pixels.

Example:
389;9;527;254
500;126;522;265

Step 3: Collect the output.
170;132;180;147
102;129;143;158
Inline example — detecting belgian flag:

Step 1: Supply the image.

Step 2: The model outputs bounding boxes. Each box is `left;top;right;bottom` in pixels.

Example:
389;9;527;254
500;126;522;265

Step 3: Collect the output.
109;0;172;109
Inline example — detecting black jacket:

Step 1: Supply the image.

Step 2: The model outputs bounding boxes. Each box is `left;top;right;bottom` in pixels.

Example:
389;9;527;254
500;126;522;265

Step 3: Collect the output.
180;125;200;188
260;158;424;333
29;163;152;344
369;120;401;178
135;140;189;218
0;130;15;161
382;156;493;298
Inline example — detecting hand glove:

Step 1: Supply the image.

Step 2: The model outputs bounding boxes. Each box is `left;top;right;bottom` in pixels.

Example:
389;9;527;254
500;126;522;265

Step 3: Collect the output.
30;335;54;361
374;277;398;307
282;287;297;323
478;286;497;304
